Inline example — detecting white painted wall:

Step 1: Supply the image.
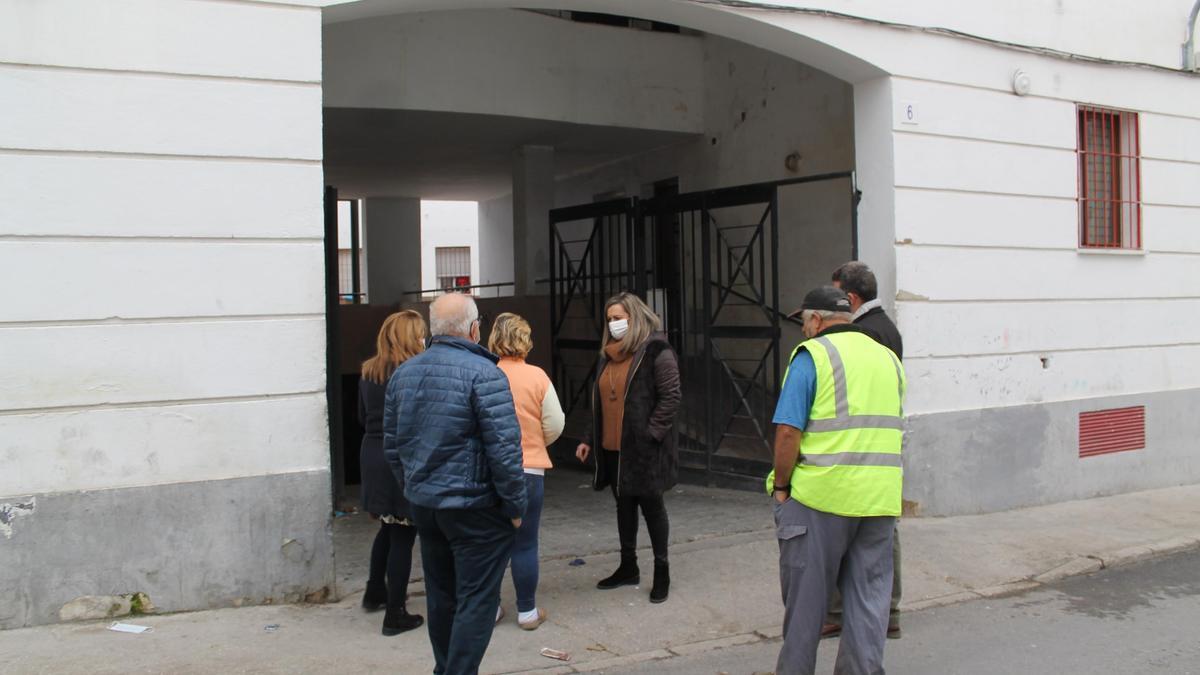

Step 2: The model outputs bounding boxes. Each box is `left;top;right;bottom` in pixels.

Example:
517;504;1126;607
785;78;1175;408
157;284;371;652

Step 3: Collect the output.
875;52;1200;416
372;2;1199;433
729;0;1199;72
602;2;1200;420
478;194;516;294
322;9;704;134
420;201;481;292
0;0;327;497
551;34;856;312
4;0;1197;508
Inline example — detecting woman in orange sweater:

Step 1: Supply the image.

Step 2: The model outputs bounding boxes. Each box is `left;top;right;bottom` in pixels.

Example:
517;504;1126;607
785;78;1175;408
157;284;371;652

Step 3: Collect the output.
489;313;565;630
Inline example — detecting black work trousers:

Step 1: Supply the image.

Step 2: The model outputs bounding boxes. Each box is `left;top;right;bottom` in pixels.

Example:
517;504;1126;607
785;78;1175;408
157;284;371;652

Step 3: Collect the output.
603;450;670;566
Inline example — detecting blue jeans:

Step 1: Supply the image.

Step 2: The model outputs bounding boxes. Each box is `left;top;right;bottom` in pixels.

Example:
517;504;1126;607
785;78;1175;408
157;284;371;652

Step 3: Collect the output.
411;504;516;675
510;473;545;612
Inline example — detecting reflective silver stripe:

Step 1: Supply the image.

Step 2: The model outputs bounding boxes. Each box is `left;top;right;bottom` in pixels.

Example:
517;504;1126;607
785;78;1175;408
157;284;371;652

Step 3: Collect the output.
806;415;904;432
814;337;849;419
809;336;900;432
801;452;903;468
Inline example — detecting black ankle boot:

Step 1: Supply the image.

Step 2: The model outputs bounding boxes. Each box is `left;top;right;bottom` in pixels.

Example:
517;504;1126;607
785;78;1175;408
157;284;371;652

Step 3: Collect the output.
597;559;640;589
649;562;669;603
381;606;424;636
361;580;387;613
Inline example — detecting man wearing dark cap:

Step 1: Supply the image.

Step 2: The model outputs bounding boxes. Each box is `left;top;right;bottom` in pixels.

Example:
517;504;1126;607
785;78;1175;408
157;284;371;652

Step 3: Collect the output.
768;286;906;675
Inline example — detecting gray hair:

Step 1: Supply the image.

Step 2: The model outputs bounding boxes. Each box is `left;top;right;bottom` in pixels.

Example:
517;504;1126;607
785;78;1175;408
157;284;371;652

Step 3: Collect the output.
813;309;853;322
802;309;853;323
429;292;479;337
831;261;878;302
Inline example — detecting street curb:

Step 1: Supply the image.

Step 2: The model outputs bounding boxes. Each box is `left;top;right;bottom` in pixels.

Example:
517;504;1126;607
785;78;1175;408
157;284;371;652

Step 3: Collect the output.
896;534;1200;616
667;633;762;657
1033;556;1103;584
972;580;1041;599
501;534;1200;673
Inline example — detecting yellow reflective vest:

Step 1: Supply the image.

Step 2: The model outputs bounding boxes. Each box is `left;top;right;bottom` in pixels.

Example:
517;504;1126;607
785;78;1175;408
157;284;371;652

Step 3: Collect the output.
766;328;906;517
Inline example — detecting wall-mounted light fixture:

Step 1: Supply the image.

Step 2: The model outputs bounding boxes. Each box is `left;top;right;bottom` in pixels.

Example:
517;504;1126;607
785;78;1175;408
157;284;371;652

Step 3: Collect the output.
784;152;802;172
1012;69;1032;96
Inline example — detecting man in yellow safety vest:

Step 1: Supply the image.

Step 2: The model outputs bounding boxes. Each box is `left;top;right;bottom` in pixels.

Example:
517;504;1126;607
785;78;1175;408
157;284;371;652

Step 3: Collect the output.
768;285;906;675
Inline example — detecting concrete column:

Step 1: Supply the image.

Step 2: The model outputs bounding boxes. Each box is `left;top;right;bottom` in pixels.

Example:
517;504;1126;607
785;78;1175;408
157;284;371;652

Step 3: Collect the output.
851;77;898;312
512;145;554;296
362;197;422;305
478;195;515;292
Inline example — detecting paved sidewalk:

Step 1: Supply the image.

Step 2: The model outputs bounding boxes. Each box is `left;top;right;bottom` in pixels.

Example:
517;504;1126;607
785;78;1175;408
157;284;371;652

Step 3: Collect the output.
2;467;1198;675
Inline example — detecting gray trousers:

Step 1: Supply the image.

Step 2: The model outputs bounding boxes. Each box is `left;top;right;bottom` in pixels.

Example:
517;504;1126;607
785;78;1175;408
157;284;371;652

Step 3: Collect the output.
828;524;901;622
774;499;895;675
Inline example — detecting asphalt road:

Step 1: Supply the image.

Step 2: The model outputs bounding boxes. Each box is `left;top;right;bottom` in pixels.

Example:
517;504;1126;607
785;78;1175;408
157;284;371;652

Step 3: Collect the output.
613;548;1200;675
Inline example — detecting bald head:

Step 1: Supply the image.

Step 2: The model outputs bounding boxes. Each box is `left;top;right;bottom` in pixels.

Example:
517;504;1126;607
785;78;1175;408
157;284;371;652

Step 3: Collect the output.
430;292;480;340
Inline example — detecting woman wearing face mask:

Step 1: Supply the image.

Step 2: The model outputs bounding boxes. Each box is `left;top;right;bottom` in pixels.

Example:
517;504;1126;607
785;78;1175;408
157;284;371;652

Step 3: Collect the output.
575;291;681;603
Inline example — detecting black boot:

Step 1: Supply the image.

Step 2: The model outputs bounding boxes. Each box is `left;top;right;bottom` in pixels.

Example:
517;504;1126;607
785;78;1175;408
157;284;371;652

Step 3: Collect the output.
381;606;424;636
597;558;640;589
649;562;669;603
361;580;387;613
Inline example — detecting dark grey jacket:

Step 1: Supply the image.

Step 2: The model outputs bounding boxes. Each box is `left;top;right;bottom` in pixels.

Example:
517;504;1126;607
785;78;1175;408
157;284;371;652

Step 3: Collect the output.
359;377;410;518
588;333;681;496
855;306;904;361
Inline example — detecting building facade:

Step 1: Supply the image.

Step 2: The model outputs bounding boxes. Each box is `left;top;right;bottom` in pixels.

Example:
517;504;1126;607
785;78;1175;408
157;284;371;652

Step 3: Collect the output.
2;0;1198;628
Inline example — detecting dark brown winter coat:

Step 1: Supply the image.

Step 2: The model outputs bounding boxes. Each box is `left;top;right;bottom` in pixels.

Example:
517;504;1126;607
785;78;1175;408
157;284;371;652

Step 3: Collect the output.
587;333;681;496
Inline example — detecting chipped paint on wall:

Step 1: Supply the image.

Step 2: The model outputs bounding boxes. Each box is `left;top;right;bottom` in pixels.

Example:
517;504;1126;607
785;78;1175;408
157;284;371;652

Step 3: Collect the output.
0;498;35;539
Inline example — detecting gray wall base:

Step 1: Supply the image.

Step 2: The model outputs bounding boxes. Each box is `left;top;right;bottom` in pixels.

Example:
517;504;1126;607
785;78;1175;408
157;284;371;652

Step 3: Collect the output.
904;388;1200;516
0;470;333;630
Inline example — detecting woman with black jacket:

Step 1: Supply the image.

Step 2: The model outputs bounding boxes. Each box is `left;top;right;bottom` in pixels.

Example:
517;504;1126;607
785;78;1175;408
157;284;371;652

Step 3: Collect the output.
575;291;681;603
358;310;426;636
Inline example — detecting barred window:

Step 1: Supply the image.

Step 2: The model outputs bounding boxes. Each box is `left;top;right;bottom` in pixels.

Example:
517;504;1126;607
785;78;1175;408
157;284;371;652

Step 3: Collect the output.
435;246;471;290
1077;106;1141;249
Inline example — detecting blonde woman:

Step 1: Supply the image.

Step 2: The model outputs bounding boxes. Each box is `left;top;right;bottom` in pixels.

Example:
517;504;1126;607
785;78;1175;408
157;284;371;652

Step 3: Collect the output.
359;310;426;636
488;313;565;630
575;292;681;603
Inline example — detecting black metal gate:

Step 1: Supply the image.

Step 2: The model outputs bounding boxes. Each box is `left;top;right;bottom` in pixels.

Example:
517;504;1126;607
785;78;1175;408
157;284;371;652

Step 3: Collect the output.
549;172;859;487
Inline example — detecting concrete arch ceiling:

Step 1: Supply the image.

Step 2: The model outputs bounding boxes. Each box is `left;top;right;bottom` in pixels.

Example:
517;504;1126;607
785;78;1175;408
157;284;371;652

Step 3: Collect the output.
322;0;883;200
322;0;887;84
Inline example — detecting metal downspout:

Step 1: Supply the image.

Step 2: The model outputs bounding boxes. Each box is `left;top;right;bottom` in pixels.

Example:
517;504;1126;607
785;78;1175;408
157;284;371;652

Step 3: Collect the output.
1185;0;1200;71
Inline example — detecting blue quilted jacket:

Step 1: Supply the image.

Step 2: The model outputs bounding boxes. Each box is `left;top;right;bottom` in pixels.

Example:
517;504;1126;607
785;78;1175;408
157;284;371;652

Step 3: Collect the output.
382;335;527;518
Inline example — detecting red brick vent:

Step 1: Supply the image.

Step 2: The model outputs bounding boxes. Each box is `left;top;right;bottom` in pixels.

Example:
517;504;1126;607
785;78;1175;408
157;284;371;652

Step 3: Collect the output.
1079;406;1145;458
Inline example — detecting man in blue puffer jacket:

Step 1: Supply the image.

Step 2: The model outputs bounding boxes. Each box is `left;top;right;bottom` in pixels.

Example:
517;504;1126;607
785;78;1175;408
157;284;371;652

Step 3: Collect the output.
384;292;527;675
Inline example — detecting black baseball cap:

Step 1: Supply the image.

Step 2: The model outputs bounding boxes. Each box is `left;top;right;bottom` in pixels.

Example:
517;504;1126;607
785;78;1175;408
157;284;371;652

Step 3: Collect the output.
787;285;851;319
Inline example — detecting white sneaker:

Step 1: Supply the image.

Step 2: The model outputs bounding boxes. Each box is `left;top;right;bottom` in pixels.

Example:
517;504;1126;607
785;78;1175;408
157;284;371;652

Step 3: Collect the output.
518;607;548;631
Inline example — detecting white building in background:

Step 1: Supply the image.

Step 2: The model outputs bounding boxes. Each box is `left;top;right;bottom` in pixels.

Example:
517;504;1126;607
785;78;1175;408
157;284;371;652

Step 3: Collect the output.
2;0;1199;629
420;201;480;295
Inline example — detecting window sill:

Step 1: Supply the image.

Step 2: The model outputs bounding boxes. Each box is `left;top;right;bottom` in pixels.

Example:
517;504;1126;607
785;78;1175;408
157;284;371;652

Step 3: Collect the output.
1076;247;1146;256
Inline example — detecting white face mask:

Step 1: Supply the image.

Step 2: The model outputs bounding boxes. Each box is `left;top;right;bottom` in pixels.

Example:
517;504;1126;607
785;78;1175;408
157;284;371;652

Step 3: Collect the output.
608;319;629;340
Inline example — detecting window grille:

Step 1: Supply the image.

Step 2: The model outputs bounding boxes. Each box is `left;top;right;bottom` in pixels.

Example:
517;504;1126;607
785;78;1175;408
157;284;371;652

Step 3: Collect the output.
337;249;363;303
435;246;471;290
1077;106;1141;249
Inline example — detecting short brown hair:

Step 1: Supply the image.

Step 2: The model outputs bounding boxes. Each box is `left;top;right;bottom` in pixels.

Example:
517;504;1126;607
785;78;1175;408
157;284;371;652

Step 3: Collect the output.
488;312;533;358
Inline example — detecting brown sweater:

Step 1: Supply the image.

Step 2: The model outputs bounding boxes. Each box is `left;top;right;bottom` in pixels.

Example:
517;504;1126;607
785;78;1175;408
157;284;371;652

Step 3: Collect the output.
600;343;633;451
